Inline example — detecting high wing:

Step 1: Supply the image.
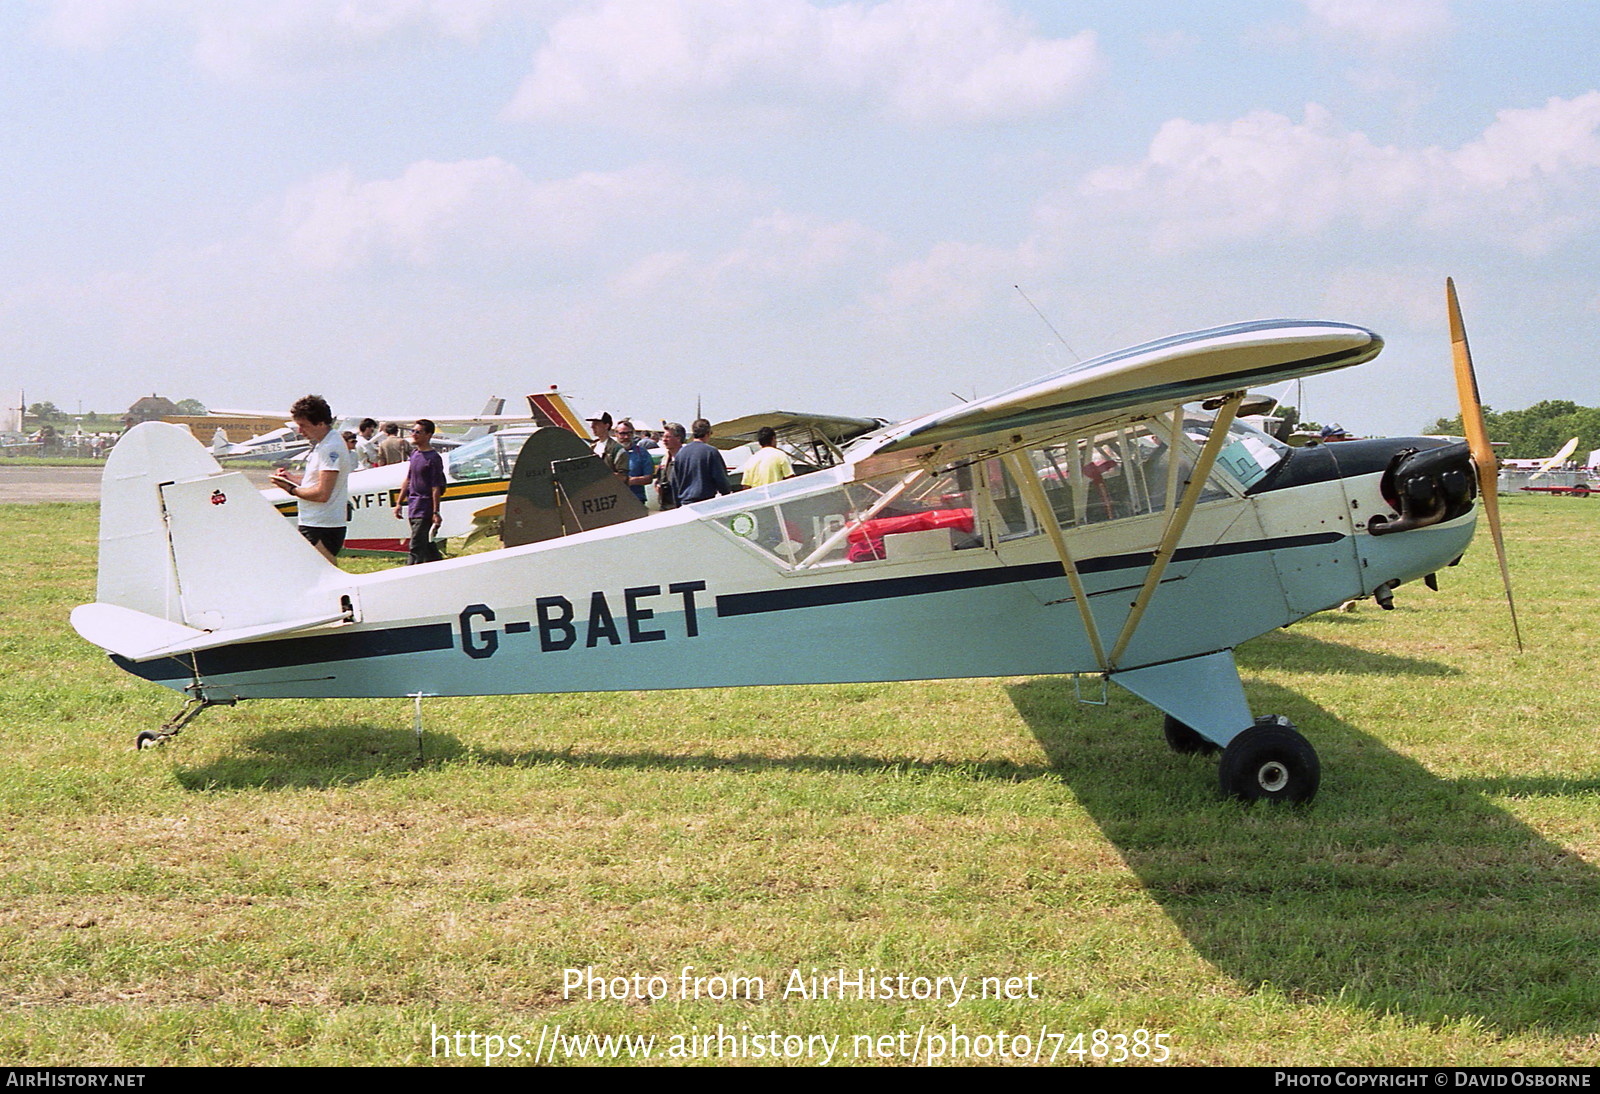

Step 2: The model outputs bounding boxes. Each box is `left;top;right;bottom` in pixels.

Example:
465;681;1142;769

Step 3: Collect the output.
708;411;886;449
853;320;1381;461
709;410;889;470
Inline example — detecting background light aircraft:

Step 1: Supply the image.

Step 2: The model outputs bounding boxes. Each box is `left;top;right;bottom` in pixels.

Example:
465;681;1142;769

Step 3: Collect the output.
265;390;601;554
211;423;306;461
204;397;536;461
1497;437;1595;497
72;284;1510;803
269;426;564;553
707;411;889;474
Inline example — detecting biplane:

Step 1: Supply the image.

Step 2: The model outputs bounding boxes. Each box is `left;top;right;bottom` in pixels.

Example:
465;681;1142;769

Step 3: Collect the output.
71;282;1511;803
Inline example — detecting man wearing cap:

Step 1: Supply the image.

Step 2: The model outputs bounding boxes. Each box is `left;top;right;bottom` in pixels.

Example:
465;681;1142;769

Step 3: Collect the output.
587;411;629;478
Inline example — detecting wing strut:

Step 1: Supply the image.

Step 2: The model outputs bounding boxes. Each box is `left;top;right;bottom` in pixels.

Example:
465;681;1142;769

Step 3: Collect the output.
1107;393;1244;670
1001;451;1108;673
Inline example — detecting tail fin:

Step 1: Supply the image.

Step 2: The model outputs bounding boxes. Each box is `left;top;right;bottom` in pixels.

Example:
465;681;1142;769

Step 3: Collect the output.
525;388;587;435
78;423;350;656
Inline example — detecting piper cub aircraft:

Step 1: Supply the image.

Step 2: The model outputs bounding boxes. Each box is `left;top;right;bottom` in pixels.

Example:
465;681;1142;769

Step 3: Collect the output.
72;283;1509;803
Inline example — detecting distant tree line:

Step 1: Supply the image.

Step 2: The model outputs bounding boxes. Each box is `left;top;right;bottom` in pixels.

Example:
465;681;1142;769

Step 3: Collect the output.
1426;400;1600;460
24;398;206;425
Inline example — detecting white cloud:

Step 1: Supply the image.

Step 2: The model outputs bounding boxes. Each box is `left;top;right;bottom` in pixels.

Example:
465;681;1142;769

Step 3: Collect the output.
1301;0;1451;50
35;0;520;78
504;0;1100;130
711;211;887;282
1070;95;1600;255
1452;93;1600;187
276;158;737;268
1319;267;1445;330
612;211;887;312
869;240;1022;322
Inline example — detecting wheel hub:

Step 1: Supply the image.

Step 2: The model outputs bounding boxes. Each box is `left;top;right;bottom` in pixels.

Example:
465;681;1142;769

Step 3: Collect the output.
1256;761;1290;794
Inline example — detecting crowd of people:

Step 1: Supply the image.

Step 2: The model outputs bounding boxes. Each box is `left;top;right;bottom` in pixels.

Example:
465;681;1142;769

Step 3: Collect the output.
275;396;798;567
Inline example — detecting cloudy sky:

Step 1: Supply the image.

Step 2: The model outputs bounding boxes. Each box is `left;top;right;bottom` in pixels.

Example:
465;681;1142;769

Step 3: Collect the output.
5;0;1599;436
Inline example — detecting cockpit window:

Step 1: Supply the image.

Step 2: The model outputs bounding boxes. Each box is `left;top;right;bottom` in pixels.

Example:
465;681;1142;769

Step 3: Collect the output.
710;463;981;569
1182;413;1290;489
446;431;533;481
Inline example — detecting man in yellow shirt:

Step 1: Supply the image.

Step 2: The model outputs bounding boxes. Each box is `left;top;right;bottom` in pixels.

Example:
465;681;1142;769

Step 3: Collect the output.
739;426;794;489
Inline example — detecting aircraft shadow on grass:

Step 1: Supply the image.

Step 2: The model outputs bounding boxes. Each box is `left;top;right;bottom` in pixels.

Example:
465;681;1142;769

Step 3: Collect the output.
172;725;1052;792
1007;675;1600;1037
170;629;1438;792
1235;626;1461;678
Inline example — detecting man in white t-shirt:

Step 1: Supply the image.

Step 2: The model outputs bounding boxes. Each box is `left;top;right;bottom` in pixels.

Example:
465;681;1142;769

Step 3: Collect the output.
354;418;381;469
269;394;353;562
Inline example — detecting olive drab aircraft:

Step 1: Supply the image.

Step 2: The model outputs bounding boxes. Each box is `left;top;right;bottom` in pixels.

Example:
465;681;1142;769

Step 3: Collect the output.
71;281;1514;803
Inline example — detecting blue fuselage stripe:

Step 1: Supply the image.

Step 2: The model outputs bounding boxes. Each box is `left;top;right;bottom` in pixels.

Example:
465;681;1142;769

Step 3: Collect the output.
116;622;456;682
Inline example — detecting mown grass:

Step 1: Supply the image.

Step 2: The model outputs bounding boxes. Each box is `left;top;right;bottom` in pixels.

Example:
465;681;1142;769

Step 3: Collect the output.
1;499;1597;1066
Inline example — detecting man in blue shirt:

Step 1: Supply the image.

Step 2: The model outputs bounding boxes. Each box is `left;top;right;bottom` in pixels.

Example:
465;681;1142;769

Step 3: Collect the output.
671;418;734;505
614;419;656;504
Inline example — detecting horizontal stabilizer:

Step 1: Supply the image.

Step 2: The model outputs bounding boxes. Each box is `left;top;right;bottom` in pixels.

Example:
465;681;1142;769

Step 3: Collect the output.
70;603;346;662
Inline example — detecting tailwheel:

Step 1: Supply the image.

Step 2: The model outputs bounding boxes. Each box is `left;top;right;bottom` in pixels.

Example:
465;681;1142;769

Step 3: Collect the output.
1218;716;1320;803
135;692;235;752
1162;714;1221;755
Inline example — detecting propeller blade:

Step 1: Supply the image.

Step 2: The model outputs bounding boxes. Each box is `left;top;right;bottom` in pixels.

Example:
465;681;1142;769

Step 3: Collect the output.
1447;277;1523;651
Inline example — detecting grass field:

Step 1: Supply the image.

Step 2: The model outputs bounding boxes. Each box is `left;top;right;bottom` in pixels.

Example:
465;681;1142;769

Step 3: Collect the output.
3;498;1597;1066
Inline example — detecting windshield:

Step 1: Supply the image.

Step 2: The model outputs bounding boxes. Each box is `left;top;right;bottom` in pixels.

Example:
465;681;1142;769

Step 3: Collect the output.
445;431;535;481
1182;413;1291;489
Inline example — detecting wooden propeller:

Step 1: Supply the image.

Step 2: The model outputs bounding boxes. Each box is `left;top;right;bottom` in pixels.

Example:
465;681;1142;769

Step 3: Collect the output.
1447;277;1523;651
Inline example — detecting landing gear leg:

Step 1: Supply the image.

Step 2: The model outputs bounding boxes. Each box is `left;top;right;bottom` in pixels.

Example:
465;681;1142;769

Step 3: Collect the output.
136;692;235;750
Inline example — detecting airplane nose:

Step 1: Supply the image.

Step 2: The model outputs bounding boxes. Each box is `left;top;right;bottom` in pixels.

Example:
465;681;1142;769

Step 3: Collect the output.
1367;440;1476;536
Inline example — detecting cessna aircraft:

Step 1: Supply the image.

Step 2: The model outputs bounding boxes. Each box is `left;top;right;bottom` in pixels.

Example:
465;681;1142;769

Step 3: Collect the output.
71;283;1510;803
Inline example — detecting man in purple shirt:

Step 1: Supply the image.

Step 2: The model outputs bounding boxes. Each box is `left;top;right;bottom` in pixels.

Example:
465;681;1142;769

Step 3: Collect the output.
393;419;447;564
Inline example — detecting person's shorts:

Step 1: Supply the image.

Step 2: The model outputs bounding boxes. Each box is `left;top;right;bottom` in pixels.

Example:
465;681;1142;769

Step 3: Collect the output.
298;525;346;555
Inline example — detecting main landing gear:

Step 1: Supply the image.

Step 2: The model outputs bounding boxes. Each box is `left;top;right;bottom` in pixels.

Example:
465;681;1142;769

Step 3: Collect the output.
1164;713;1321;803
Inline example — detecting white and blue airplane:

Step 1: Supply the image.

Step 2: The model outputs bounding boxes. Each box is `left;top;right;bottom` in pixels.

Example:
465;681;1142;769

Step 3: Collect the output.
71;284;1508;803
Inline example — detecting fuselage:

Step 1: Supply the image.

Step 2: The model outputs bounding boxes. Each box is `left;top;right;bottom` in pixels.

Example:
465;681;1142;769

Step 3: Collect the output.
123;426;1477;702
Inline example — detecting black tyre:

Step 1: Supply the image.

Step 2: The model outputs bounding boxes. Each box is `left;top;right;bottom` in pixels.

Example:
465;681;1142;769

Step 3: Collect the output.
1163;714;1221;755
1218;718;1320;803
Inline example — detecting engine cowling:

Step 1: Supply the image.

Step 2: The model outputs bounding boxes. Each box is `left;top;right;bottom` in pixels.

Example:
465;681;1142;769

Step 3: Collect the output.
1368;441;1476;536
